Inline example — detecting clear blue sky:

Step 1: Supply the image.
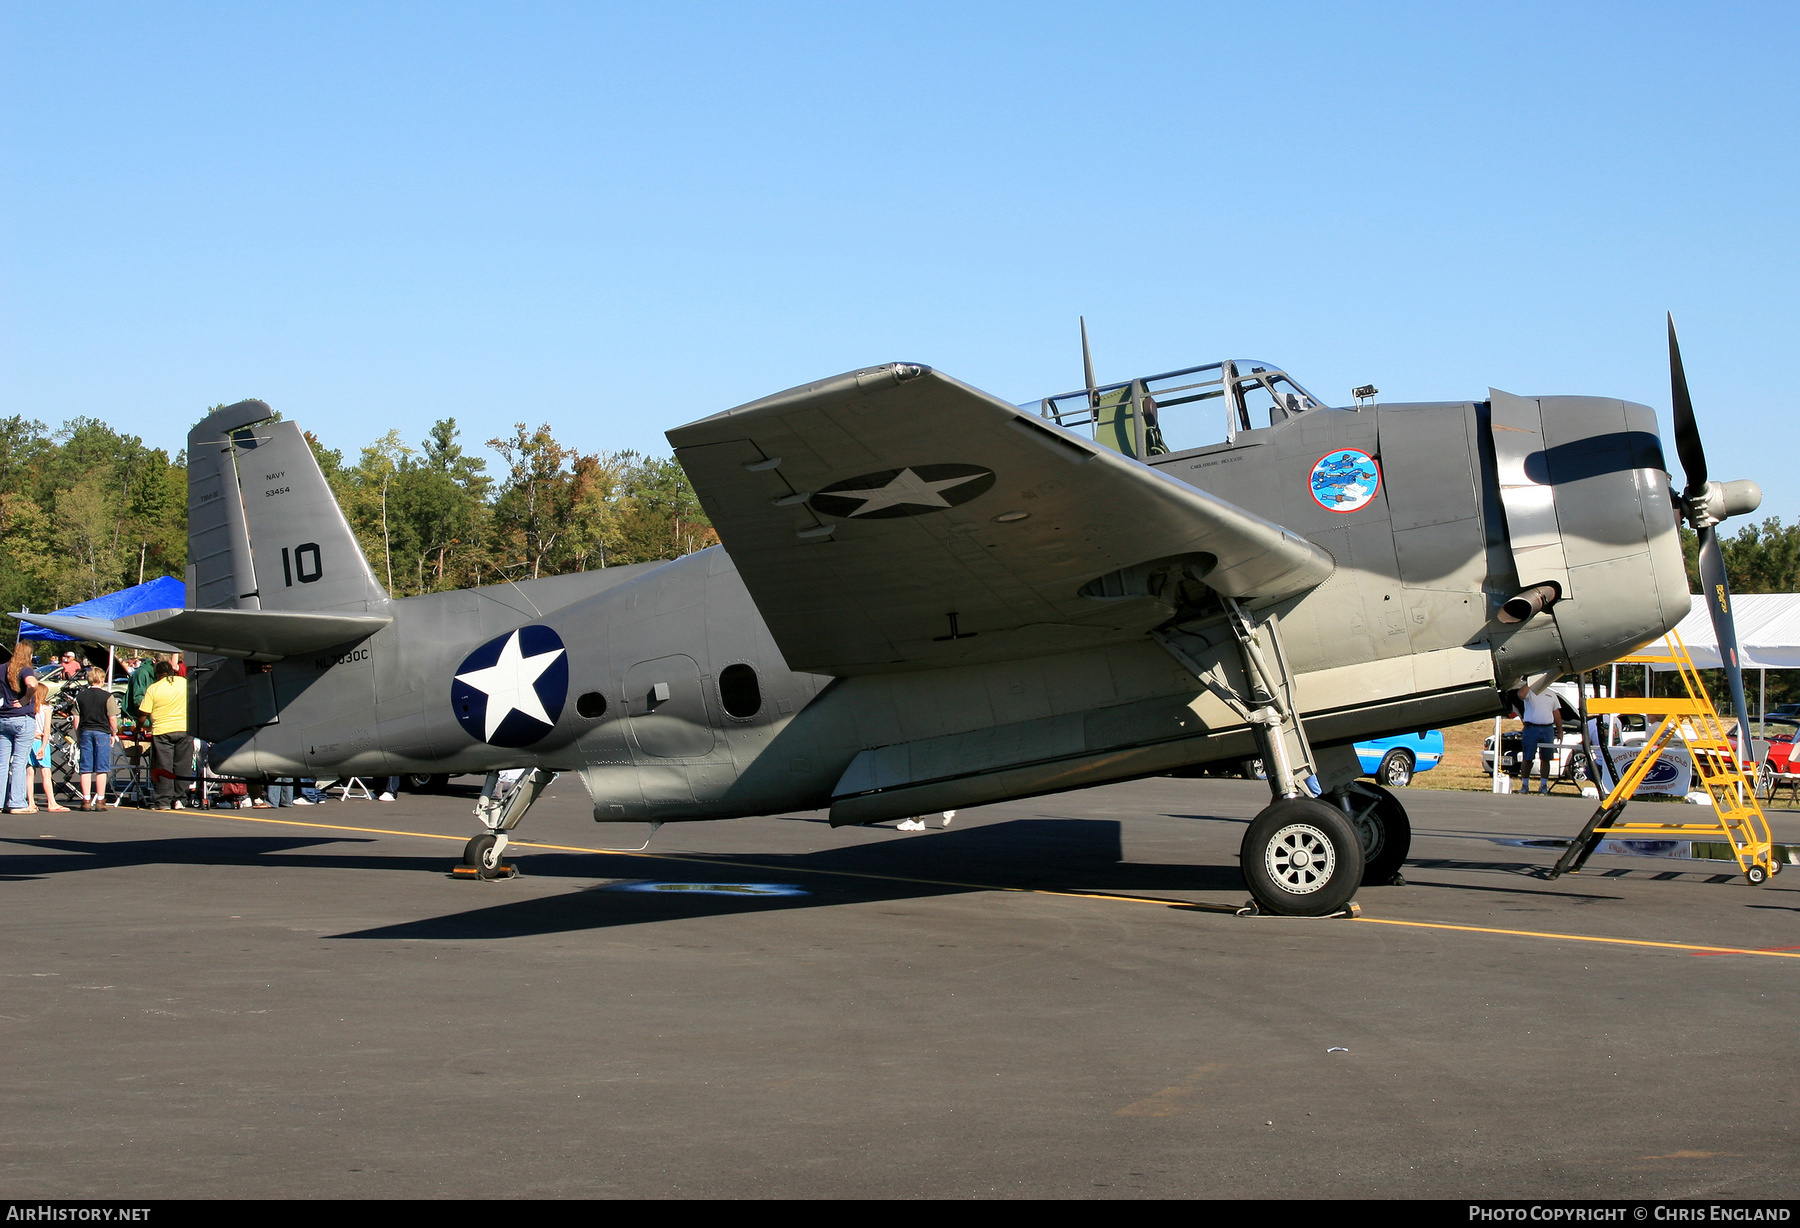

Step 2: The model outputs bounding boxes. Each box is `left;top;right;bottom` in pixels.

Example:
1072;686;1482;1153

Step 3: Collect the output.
3;2;1796;517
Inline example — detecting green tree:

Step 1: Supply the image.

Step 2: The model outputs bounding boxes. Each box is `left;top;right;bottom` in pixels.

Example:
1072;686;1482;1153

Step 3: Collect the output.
1681;517;1800;596
49;475;130;605
338;430;416;596
486;423;584;580
391;419;492;593
609;453;715;564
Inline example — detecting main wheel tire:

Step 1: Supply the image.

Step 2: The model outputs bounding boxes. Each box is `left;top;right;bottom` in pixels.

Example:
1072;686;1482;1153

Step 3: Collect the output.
1348;782;1412;885
1378;749;1415;788
463;833;505;880
1757;760;1775;800
1240;757;1266;780
1240;797;1365;916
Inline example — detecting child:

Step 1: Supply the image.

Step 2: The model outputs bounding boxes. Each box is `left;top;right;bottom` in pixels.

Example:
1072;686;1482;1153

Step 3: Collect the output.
30;682;70;812
73;666;117;810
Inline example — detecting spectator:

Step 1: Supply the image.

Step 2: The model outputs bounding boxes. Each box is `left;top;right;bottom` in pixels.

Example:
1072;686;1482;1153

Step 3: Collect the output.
139;659;193;811
73;666;117;811
124;653;155;724
56;650;82;682
29;681;70;811
1513;682;1564;795
0;643;39;813
379;775;399;802
266;778;295;808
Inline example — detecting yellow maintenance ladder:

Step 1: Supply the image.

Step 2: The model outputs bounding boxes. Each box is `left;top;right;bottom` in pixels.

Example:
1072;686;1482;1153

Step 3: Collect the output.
1548;629;1781;884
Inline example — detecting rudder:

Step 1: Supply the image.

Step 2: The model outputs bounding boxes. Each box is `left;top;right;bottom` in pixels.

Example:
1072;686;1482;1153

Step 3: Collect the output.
188;403;390;615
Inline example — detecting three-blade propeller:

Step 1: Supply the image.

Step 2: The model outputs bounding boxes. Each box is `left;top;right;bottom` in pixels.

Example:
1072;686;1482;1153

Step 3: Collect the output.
1668;314;1760;766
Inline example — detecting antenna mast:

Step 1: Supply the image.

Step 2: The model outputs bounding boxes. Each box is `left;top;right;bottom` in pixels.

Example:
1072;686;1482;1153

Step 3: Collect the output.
1080;316;1098;409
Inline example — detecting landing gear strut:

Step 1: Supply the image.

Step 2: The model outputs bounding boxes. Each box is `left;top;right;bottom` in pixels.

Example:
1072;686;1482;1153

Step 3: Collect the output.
1160;597;1397;915
453;767;557;880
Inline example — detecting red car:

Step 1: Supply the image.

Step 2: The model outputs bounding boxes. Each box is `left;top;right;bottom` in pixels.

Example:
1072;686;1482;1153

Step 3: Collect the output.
1730;716;1800;789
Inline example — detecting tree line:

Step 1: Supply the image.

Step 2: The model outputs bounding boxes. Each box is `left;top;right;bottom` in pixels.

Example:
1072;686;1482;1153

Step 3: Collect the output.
306;417;715;596
0;412;716;616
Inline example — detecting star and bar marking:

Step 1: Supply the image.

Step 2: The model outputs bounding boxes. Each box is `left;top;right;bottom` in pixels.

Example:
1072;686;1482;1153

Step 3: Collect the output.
454;629;566;741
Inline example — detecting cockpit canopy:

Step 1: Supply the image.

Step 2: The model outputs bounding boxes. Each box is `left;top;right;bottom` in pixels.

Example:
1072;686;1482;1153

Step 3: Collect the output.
1029;360;1329;460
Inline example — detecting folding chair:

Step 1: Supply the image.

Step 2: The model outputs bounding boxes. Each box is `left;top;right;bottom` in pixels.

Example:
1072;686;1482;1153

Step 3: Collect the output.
333;777;374;801
110;739;154;808
1756;763;1800;809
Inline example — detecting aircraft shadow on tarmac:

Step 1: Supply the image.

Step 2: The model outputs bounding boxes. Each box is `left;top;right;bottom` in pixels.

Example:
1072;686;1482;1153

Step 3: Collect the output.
0;833;400;880
334;818;1248;941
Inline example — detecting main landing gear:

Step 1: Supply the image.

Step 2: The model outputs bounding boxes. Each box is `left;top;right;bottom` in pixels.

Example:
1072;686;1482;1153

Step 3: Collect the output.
1169;597;1413;916
453;767;557;880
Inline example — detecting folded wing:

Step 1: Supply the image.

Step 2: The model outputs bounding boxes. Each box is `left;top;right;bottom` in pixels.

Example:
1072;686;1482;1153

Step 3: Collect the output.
669;364;1333;675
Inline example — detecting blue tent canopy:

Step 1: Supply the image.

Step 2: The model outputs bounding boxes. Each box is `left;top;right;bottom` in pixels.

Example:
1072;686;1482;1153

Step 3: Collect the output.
17;575;187;642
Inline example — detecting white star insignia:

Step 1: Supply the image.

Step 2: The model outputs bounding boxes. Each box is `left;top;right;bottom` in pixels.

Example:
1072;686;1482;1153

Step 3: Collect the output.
833;468;987;516
454;630;565;740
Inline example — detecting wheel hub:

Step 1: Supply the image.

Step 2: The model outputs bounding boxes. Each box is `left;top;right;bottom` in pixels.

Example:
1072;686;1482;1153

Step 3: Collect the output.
1266;822;1337;894
1346;790;1385;860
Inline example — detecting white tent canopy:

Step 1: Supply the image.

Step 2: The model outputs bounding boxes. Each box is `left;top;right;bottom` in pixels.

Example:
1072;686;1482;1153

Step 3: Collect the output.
1651;594;1800;670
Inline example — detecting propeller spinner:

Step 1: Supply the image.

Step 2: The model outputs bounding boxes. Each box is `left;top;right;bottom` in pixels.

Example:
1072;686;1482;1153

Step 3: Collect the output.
1667;314;1763;764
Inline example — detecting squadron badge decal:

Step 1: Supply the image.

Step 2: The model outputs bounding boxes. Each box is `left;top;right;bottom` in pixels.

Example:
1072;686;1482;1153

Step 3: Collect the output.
1309;449;1381;513
810;464;995;520
451;625;569;747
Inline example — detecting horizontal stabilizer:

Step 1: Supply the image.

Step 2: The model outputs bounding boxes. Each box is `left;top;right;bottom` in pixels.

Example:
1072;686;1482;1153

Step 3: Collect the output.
13;608;391;661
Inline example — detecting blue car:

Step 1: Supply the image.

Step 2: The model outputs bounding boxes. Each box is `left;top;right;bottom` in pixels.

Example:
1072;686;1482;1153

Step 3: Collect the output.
1355;731;1444;787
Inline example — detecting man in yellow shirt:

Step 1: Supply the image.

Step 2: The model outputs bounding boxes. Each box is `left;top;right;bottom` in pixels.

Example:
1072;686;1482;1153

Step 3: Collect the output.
138;660;192;811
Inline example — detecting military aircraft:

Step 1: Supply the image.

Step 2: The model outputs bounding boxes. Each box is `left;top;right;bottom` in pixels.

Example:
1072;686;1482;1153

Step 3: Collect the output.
19;318;1762;916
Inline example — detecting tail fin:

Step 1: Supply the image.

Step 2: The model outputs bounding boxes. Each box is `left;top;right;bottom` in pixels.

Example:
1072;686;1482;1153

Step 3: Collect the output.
188;402;391;614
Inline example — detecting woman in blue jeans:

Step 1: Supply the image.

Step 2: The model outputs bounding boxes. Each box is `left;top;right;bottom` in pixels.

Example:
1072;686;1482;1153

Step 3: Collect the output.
0;642;40;813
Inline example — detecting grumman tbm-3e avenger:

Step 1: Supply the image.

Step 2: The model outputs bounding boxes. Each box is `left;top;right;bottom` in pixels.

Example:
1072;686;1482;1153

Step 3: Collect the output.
21;318;1763;916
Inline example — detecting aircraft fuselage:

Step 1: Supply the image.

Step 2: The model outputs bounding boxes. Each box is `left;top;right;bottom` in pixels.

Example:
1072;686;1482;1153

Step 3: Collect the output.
210;391;1689;826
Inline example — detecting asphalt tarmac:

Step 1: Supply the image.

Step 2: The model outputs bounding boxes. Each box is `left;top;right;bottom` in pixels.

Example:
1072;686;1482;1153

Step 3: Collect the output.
2;777;1795;1200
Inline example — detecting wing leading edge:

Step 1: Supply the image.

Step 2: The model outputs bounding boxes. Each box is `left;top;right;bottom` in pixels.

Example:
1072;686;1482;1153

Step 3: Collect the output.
669;364;1333;675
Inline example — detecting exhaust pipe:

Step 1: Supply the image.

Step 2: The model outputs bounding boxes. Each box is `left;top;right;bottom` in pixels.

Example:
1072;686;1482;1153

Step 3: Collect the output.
1498;583;1560;625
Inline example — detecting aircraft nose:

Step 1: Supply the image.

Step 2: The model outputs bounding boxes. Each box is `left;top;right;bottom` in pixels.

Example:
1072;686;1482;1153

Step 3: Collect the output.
1488;393;1693;681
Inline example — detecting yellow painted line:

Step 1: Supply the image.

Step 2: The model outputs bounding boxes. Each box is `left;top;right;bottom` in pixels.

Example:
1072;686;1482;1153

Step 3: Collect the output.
169;810;1800;956
184;811;471;844
1354;916;1800;959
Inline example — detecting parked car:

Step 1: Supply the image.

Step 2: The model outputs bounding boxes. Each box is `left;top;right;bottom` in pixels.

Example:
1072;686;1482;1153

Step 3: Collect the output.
1354;731;1443;787
1220;732;1443;787
1481;680;1647;778
1725;716;1800;790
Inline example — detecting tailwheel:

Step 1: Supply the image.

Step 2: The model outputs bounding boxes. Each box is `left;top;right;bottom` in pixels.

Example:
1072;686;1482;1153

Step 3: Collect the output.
1347;782;1412;886
1240;797;1365;916
460;832;512;880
